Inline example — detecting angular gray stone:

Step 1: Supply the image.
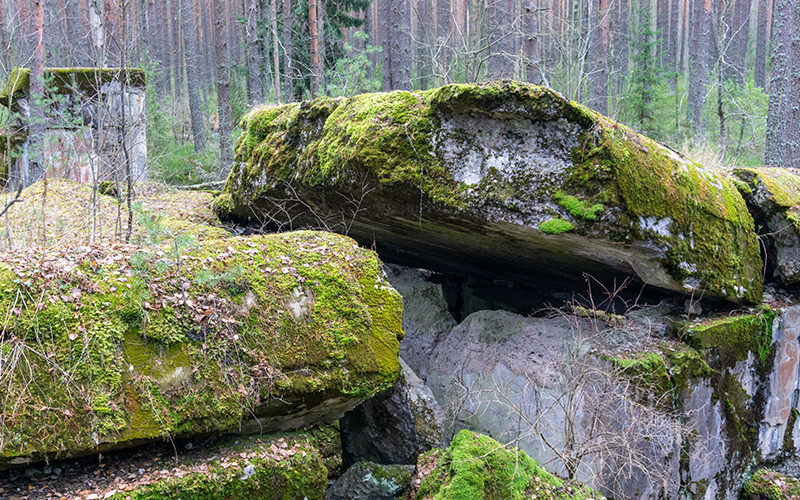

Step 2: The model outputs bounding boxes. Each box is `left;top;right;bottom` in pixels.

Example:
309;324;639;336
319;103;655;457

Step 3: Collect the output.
340;358;445;467
326;462;414;500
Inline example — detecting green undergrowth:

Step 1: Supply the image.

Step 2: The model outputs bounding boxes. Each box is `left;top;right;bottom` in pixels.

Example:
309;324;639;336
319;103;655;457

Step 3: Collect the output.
110;435;327;500
415;430;601;500
0;181;402;466
744;469;800;500
220;80;762;304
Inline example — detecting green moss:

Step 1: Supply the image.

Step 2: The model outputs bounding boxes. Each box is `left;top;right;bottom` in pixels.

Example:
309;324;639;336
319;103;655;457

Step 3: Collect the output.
553;190;603;220
744;469;800;500
415;430;600;500
539;218;575;234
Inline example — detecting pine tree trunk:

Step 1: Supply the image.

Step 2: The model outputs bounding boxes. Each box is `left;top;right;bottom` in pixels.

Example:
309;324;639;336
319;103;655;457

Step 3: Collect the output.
157;0;170;96
488;0;514;80
721;0;750;84
765;0;794;165
309;0;321;96
271;0;281;101
754;0;770;87
88;0;106;65
589;0;609;114
182;0;205;152
613;0;630;94
213;0;234;174
782;1;800;167
380;0;392;91
317;0;326;92
283;0;294;99
245;0;262;104
171;0;183;100
668;0;680;72
688;0;712;134
389;0;412;89
523;0;541;84
29;0;46;187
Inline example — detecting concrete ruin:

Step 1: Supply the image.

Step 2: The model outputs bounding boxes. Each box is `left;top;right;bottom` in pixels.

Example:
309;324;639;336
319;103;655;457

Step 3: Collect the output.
0;67;147;187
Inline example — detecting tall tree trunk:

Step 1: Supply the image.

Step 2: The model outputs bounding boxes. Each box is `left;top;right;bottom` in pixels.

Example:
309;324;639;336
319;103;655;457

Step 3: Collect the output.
668;0;680;72
721;0;750;84
754;0;770;87
89;0;106;65
29;0;45;187
212;0;233;174
765;0;793;165
65;0;85;65
488;0;515;80
688;0;712;134
387;0;412;89
782;1;800;167
523;0;541;84
156;0;170;95
283;0;294;99
657;0;669;68
245;0;262;104
182;0;205;152
309;0;321;96
271;0;281;101
171;0;183;100
589;0;609;114
317;0;326;92
613;0;630;94
380;0;392;91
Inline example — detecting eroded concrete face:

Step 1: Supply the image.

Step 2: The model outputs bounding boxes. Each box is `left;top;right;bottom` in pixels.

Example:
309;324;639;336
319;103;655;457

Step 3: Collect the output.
760;307;800;458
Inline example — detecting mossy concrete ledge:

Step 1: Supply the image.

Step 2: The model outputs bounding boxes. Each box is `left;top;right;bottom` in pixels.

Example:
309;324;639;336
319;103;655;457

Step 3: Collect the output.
0;228;403;467
733;168;800;285
217;80;762;304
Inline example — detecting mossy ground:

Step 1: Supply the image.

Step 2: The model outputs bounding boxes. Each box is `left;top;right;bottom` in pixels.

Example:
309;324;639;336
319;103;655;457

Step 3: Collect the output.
109;435;327;500
414;430;601;500
220;80;761;304
0;180;402;466
744;469;800;500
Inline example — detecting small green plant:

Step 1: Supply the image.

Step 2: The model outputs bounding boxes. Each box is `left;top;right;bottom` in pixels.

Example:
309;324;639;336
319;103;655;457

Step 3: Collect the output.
539;218;575;234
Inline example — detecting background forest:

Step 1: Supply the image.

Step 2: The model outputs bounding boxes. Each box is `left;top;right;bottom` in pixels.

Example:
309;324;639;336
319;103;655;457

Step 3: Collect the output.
1;0;798;186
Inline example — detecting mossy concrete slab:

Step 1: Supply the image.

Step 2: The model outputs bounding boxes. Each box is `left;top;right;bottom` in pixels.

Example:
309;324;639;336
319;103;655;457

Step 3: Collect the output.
0;182;403;468
218;81;762;304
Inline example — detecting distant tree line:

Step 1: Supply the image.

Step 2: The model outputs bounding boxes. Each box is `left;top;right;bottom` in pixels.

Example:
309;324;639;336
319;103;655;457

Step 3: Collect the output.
1;0;798;177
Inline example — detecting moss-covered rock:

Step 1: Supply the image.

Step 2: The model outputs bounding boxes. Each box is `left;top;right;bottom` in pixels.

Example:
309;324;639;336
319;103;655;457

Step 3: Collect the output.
744;469;800;500
0;181;403;467
413;430;601;500
327;461;414;500
218;81;762;304
733;168;800;285
107;435;327;500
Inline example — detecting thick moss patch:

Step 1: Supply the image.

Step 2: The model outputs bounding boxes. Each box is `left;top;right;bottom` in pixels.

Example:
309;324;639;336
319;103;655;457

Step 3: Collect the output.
680;308;775;367
220;81;761;304
414;430;600;500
